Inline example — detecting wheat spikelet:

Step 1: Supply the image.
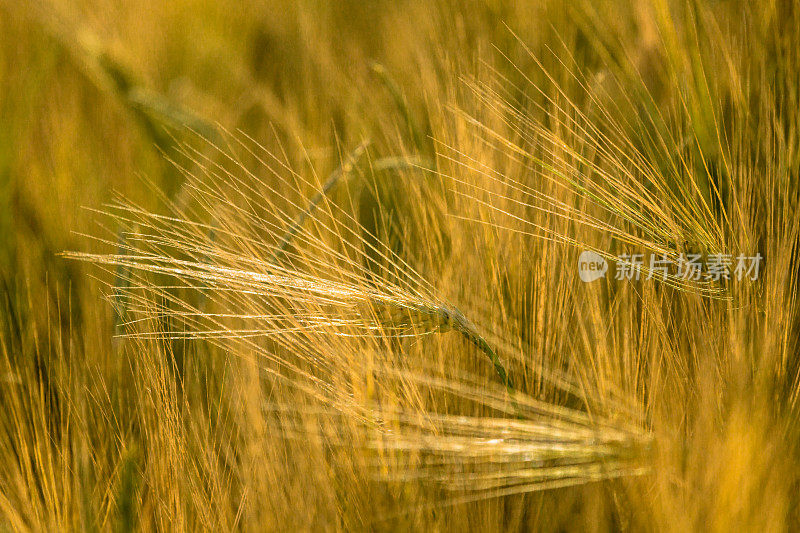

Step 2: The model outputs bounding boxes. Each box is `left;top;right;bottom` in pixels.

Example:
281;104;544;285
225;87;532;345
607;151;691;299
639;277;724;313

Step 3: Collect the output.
436;38;758;299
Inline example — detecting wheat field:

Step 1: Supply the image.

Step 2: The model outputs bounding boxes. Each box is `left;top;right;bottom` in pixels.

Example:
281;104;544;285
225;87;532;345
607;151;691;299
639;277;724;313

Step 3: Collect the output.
1;0;799;531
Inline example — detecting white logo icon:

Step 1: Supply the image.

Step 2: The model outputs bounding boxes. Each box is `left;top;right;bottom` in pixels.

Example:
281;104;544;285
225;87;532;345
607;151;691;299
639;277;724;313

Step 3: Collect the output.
578;251;607;282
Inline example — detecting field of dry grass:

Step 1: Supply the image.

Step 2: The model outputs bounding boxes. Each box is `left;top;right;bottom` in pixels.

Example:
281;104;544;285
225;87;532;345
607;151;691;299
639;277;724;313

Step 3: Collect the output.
1;0;799;530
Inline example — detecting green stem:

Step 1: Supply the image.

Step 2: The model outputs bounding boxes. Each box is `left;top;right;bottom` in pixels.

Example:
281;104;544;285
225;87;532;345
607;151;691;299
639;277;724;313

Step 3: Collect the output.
436;306;515;394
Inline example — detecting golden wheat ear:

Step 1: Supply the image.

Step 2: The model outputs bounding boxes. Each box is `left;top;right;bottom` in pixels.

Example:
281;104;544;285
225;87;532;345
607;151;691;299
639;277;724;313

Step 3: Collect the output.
437;39;743;299
63;130;517;391
265;362;652;509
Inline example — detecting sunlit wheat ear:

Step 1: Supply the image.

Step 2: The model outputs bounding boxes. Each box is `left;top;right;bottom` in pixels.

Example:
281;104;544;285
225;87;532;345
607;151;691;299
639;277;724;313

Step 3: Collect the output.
62;132;514;390
63;246;515;391
437;44;741;298
268;363;652;507
287;410;651;505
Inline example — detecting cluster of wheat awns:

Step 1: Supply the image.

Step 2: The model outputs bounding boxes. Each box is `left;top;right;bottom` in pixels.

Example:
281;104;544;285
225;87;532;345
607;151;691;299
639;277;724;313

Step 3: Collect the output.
64;65;663;504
